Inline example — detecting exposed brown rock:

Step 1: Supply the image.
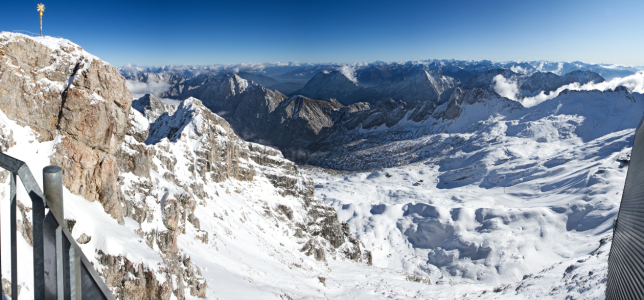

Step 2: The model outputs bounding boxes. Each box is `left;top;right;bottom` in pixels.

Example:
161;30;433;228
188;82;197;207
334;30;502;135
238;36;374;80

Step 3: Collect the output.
1;33;132;224
97;250;173;300
0;123;15;152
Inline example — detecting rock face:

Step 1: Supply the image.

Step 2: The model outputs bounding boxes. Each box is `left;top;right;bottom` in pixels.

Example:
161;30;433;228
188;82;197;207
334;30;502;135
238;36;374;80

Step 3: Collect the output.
0;33;132;223
0;123;15;152
350;70;459;105
162;73;286;114
131;93;176;123
118;98;369;299
145;98;370;261
266;81;304;95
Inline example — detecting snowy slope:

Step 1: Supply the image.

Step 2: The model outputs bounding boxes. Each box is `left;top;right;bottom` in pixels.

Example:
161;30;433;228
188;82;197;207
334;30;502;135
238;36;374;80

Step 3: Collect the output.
305;87;644;298
0;97;375;299
5;33;644;300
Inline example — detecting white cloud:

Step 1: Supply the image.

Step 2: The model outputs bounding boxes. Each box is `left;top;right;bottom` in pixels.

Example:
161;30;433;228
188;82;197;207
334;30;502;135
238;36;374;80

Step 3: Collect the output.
510;65;528;74
338;65;358;83
126;80;172;99
492;74;519;100
159;97;182;106
520;71;644;107
231;63;267;73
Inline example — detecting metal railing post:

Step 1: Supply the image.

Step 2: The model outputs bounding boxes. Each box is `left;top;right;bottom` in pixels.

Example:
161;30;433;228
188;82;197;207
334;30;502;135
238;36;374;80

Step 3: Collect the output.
69;246;81;300
43;166;65;299
43;166;63;221
1;154;115;300
32;185;46;300
10;173;17;299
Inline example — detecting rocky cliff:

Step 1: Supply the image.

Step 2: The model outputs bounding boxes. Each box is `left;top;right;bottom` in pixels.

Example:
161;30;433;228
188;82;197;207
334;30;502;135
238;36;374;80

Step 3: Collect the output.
0;33;370;300
0;32;131;223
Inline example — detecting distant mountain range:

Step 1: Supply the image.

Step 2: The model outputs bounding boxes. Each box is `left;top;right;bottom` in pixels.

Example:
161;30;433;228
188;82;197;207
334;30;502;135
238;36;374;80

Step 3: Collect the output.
119;59;643;162
120;59;641;85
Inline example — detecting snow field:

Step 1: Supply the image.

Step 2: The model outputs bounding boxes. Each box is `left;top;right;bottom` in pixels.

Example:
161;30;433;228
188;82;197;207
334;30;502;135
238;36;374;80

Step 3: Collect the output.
307;88;644;298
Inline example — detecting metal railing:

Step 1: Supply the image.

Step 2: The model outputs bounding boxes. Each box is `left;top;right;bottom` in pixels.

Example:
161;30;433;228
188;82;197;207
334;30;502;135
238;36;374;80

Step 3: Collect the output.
607;115;644;299
0;153;115;300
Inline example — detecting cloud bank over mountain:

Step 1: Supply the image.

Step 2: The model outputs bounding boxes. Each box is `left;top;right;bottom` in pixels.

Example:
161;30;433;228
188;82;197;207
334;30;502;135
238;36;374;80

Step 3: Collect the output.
492;71;644;107
492;74;520;100
126;80;172;98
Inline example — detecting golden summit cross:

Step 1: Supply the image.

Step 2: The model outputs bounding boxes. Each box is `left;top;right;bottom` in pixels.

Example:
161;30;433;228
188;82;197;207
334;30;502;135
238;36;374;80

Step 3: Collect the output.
37;3;45;37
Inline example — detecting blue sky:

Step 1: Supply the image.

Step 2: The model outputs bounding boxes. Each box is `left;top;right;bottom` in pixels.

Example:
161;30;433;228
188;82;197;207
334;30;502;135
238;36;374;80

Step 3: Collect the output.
2;0;643;67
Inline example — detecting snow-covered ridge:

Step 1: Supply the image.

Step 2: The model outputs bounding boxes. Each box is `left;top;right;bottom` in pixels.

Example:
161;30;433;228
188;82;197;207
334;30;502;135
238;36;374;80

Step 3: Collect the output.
0;32;99;62
2;33;391;300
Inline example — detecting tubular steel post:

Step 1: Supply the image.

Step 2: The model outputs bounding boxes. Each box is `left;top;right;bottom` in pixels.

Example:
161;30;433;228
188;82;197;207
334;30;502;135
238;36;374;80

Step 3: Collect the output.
1;153;114;300
69;246;81;300
32;184;46;299
43;166;63;221
10;173;17;299
44;166;64;299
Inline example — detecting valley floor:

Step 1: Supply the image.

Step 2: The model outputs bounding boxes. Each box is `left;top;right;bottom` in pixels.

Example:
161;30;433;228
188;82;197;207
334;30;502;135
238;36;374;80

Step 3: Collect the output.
305;127;630;299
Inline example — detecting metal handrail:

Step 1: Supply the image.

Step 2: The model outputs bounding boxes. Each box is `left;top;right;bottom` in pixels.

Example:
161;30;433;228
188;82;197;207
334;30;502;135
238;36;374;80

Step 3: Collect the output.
0;153;115;300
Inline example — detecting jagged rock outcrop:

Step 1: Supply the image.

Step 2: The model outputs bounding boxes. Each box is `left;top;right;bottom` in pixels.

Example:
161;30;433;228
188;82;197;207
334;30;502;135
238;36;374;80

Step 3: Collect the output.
0;33;132;223
139;97;370;263
161;74;371;161
0;123;15;152
162;73;287;114
131;93;176;123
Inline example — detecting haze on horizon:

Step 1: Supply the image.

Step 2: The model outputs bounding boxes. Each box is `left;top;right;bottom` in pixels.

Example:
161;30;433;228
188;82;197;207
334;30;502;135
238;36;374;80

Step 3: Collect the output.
2;0;643;68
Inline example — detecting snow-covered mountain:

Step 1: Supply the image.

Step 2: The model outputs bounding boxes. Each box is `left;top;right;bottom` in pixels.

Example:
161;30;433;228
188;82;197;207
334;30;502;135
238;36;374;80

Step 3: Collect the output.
131;94;177;123
5;32;644;300
294;70;363;103
158;72;373;161
355;70;459;105
464;69;606;96
120;60;641;89
306;85;644;298
144;50;644;299
0;33;376;300
294;69;459;105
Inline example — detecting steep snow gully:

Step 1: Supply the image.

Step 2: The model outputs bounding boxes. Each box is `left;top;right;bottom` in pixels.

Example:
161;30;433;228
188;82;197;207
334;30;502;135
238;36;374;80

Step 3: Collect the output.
3;32;644;299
